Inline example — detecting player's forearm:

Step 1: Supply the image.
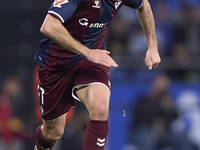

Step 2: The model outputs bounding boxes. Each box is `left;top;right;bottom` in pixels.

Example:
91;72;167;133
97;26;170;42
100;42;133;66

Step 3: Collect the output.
136;0;158;50
40;15;90;57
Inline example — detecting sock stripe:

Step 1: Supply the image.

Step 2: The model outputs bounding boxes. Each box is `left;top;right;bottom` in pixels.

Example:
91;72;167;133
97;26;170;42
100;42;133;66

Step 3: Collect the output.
87;127;108;137
83;119;109;149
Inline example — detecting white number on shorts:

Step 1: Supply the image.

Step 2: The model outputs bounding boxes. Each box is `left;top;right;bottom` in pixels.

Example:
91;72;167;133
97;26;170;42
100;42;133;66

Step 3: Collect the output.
38;84;45;114
38;84;45;105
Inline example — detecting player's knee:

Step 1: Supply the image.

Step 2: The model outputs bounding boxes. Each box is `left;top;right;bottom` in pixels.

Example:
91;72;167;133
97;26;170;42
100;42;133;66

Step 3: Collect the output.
89;103;109;120
97;104;109;119
46;128;64;142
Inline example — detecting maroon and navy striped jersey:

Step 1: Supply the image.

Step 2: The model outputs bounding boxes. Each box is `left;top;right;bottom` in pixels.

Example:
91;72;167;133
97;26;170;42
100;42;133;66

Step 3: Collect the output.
34;0;143;70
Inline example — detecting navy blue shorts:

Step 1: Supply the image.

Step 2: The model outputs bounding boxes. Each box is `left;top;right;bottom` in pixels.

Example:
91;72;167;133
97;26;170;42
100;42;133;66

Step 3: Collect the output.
37;58;110;121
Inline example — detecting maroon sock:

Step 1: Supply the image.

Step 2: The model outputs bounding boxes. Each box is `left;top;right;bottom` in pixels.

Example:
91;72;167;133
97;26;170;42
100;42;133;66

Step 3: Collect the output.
35;125;55;150
83;119;109;150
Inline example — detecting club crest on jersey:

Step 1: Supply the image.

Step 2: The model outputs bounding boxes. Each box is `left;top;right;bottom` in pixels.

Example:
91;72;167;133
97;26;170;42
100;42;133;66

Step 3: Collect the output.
115;1;122;10
92;0;100;8
54;0;69;8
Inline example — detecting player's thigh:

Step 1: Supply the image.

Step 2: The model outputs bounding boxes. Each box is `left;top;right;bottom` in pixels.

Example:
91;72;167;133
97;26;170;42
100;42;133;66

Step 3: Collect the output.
42;113;66;138
76;84;110;112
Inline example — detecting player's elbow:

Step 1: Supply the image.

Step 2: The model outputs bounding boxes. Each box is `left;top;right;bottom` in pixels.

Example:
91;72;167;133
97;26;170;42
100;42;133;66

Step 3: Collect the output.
40;21;59;38
40;24;50;36
40;14;62;37
40;24;55;38
40;26;44;34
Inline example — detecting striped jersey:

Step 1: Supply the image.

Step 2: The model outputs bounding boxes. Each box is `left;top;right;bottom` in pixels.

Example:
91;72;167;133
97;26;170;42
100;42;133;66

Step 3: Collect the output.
34;0;143;70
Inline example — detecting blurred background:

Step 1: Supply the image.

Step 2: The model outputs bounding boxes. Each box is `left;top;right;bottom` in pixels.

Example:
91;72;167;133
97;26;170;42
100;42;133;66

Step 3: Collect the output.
1;0;200;150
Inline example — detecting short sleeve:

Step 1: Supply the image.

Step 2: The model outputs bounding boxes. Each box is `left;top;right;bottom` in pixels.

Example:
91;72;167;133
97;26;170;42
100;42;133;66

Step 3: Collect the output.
48;0;85;23
123;0;144;9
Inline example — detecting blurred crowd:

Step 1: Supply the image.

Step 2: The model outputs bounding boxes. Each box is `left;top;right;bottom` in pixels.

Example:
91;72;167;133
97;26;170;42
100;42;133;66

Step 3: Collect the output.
106;0;200;81
1;0;200;150
125;75;200;150
107;0;200;57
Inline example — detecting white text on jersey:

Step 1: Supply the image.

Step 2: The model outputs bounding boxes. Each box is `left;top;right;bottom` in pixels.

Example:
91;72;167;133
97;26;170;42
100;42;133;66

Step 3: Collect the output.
79;18;108;28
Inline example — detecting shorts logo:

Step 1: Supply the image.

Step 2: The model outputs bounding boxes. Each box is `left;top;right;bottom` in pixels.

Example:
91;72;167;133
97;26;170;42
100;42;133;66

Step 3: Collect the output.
54;0;69;8
108;80;111;88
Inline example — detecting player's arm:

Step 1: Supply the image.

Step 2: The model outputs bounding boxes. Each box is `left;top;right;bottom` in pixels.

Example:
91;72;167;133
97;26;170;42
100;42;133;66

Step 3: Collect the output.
136;0;161;70
40;14;118;67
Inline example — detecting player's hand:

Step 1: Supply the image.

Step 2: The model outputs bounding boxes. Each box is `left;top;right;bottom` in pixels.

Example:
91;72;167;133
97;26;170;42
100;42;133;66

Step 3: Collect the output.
86;49;118;67
145;49;161;70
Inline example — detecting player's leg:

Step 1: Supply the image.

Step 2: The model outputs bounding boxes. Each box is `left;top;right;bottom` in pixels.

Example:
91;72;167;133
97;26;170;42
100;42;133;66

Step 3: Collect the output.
76;84;110;150
35;113;66;150
35;66;76;150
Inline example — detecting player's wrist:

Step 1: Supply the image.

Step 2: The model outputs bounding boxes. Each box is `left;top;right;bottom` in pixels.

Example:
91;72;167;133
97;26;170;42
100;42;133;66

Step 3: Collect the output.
81;47;91;58
148;41;158;51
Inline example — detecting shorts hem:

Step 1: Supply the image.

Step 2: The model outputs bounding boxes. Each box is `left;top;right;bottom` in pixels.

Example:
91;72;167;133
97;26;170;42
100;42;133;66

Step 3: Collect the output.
42;106;72;122
45;116;62;122
72;82;110;102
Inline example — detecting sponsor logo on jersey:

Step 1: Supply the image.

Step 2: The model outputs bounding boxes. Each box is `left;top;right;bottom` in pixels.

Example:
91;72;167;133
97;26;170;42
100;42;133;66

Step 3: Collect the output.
54;0;69;8
79;18;108;28
115;1;122;10
92;0;100;8
79;18;89;26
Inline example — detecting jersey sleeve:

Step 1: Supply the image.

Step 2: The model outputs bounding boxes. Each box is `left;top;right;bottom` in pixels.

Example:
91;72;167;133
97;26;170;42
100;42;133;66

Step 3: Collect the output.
123;0;144;9
48;0;85;23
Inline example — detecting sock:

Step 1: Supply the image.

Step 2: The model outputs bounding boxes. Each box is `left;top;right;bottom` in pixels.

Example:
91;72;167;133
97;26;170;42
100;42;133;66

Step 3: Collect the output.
83;119;109;150
35;125;55;150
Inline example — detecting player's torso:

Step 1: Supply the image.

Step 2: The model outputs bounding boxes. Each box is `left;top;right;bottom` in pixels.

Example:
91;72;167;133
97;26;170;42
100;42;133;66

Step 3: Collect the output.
65;0;123;48
35;0;124;70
